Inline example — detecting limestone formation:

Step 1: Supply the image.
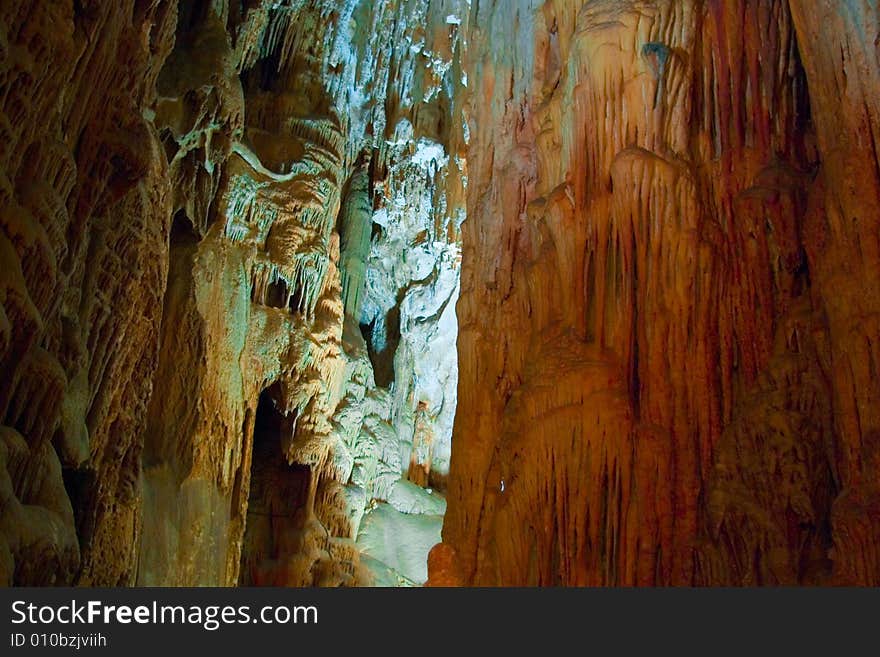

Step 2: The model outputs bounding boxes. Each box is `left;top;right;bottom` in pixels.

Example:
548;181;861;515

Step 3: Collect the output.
0;0;464;587
1;0;880;588
442;0;880;586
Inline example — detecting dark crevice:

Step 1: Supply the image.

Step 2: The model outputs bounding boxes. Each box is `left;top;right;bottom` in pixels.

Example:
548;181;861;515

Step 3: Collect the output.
239;387;310;586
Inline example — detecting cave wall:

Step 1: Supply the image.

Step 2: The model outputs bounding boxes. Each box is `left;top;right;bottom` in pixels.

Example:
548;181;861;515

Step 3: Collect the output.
0;0;177;585
0;0;465;587
439;0;880;586
3;0;880;589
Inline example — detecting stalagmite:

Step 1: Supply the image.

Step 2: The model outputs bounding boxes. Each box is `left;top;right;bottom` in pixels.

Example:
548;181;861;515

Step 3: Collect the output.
339;167;372;319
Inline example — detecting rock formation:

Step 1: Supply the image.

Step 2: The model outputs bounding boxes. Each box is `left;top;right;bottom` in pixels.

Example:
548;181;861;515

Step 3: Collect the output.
0;0;464;587
442;0;880;586
1;0;880;588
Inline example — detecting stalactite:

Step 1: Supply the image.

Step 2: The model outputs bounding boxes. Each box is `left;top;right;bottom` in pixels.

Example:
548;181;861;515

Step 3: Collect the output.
1;0;418;586
439;0;880;588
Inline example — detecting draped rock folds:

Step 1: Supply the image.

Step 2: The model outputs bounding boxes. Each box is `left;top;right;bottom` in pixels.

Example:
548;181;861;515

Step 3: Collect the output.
442;0;880;586
2;0;880;589
1;0;465;587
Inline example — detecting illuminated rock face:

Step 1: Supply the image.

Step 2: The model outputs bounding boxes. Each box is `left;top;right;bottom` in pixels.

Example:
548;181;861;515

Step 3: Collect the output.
2;0;880;588
0;0;464;587
441;0;880;586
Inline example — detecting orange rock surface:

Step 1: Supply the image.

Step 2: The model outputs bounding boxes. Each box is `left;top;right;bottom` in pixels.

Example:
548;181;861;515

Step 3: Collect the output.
441;0;880;586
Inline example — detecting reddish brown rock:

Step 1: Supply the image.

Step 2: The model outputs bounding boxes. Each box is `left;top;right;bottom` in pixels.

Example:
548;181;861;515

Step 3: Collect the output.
425;543;463;587
440;0;880;586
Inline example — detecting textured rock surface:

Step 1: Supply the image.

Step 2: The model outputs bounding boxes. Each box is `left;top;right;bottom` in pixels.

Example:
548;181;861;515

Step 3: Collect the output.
0;0;464;587
2;0;880;588
440;0;880;586
0;0;176;585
